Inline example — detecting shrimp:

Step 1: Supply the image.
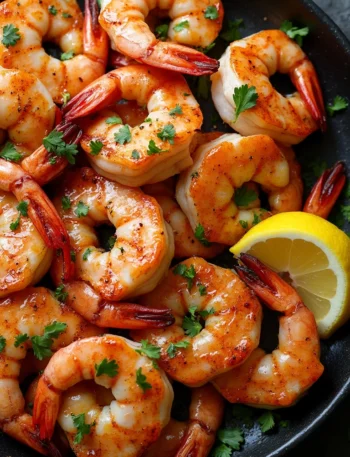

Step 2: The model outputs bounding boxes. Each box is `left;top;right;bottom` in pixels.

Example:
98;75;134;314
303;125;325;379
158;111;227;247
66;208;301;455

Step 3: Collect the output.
143;384;224;457
63;65;203;187
176;133;291;246
143;177;224;259
50;167;175;329
98;0;221;75
0;191;53;297
33;335;174;457
0;0;108;104
212;254;324;407
0;159;74;280
132;257;262;387
0;287;101;454
0;67;55;158
211;30;326;145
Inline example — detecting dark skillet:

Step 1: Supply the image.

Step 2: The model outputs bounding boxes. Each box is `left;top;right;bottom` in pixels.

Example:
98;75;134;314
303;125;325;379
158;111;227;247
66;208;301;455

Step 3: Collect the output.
1;0;350;456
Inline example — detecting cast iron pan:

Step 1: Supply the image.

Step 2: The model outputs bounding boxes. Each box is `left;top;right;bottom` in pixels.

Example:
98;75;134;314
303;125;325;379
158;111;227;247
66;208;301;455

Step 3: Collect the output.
1;0;350;456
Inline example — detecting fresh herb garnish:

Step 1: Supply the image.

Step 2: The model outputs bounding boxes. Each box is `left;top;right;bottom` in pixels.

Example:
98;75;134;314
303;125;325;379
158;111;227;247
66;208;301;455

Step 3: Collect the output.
173;263;196;290
280;20;309;46
136;368;152;392
2;24;21;47
114;125;131;144
95;358;119;377
167;340;190;358
194;223;211;246
233;85;258;121
0;142;22;162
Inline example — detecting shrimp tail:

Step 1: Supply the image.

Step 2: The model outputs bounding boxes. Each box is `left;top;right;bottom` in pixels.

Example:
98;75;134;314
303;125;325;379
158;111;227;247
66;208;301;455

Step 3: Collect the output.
140;42;219;75
21;121;82;186
63;72;122;120
176;423;211;457
303;161;346;219
84;0;108;66
290;58;327;132
33;377;60;441
235;253;301;312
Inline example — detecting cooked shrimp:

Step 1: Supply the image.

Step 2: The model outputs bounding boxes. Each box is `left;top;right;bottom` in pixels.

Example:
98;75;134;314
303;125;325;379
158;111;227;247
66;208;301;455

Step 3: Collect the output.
99;0;221;75
0;67;55;158
0;191;53;297
0;287;101;454
143;177;224;258
0;0;108;104
0;159;74;280
63;65;203;186
33;335;174;457
176;133;290;246
304;161;346;219
132;257;262;387
211;30;326;145
50;167;175;328
144;384;224;457
212;254;324;407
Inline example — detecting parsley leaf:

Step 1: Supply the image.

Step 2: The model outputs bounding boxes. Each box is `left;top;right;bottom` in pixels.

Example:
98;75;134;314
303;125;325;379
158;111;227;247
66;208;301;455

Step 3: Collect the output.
341;205;350;223
327;95;348;117
169;104;183;116
198;283;207;296
82;247;93;261
218;428;245;450
48;5;57;15
61;50;75;61
135;340;161;360
211;443;232;457
106;116;122;125
234;185;258;206
43;129;79;164
0;336;6;352
280;20;309;46
239;220;248;230
90;140;103;156
62;195;71;210
14;333;29;348
62;12;72;18
107;236;116;250
136;367;152;392
167;340;190;358
157;124;176;144
114;125;131;144
155;23;169;41
258;411;275;433
147;140;166;155
173;263;196;290
62;92;71;105
252;212;261;226
54;284;68;302
95;358;119;377
198;307;215;319
10;216;20;231
0;142;22;162
194;223;211;246
75;201;89;218
131;149;140;159
220;18;244;42
173;20;190;32
182;315;202;337
2;24;21;47
233;85;258;121
204;5;219;20
17;201;28;217
31;321;67;360
72;413;94;444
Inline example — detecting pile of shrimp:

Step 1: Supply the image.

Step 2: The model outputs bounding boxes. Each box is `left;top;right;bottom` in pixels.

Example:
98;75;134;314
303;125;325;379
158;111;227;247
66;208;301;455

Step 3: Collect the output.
0;0;347;455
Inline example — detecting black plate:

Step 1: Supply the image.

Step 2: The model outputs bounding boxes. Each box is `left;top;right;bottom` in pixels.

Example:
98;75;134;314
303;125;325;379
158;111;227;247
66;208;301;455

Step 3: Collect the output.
2;1;350;456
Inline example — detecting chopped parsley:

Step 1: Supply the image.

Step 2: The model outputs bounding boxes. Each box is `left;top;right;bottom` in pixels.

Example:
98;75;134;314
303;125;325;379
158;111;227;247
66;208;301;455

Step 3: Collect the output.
204;5;219;20
234;185;258;206
280;20;309;47
62;92;71;105
167;340;190;358
114;125;131;144
95;358;119;377
43;129;79;164
54;284;68;302
90;140;103;156
61;195;71;210
327;95;348;117
82;247;93;261
0;336;6;352
258;411;275;433
2;24;21;47
233;84;258;121
157;124;176;144
62;12;72;18
194;223;211;246
198;283;207;296
72;413;94;444
169;104;183;116
131;149;140;159
75;201;89;217
106;116;122;125
107;236;116;250
48;5;57;15
31;321;67;360
239;220;248;230
135;340;161;360
155;23;169;41
173;20;190;33
10;201;28;231
136;368;152;392
14;333;29;348
0;142;22;162
61;50;75;61
147;140;166;155
173;263;196;290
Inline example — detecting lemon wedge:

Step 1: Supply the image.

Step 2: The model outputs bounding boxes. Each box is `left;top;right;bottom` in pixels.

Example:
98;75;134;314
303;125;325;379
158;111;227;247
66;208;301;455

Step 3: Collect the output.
230;212;350;338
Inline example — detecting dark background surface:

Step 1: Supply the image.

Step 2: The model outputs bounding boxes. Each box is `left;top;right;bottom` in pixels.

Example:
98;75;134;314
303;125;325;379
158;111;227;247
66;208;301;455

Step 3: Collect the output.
288;1;350;456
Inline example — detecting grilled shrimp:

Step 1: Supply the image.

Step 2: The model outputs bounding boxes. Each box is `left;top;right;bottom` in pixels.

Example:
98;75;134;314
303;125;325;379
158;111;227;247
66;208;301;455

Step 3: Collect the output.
132;257;262;387
0;67;55;158
0;287;101;454
176;133;292;246
212;254;324;407
0;0;108;104
211;30;326;144
33;335;174;457
99;0;221;75
51;167;175;329
143;175;224;259
0;159;74;280
63;65;203;186
144;384;224;457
